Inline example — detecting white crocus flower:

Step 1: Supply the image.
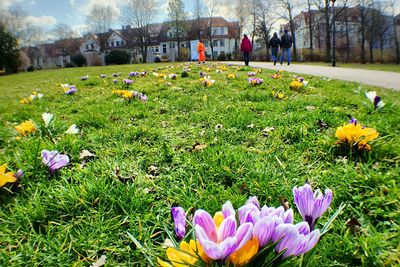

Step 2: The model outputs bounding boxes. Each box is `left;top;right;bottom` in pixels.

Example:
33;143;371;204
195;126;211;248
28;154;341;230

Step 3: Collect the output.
65;124;79;134
42;112;53;128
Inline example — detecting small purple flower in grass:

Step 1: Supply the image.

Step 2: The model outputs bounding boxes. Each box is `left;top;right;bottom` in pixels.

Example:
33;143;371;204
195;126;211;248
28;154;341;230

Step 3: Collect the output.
272;222;320;258
247;72;257;77
123;79;133;85
349;117;358;125
41;150;69;174
139;93;148;102
199;71;206;77
140;71;147;76
366;91;385;110
293;183;333;230
171;207;186;239
14;169;24;179
65;86;77;95
194;209;253;261
129;72;138;77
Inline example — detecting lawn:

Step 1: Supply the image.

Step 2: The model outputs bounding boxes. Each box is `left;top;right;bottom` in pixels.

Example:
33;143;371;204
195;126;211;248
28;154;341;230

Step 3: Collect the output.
0;63;399;266
299;62;400;73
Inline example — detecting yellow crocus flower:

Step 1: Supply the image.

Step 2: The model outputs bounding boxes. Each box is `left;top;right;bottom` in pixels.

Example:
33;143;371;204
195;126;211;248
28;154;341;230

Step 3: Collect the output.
0;164;16;187
158;240;209;267
228;237;259;266
15;120;36;136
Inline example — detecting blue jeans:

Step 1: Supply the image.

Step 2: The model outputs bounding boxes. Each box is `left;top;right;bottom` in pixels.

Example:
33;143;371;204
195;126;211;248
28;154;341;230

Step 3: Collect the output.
280;48;291;64
271;47;278;63
243;52;250;66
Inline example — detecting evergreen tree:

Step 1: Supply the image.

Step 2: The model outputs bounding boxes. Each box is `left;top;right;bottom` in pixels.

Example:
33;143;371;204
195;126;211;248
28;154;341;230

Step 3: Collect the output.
0;23;20;73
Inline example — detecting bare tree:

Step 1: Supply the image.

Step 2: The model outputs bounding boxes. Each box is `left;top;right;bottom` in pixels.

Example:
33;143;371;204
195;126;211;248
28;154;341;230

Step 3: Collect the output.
277;0;298;61
204;0;218;60
247;0;258;45
388;0;400;64
124;0;157;63
193;0;205;40
256;0;278;60
86;4;116;51
234;0;248;58
168;0;187;61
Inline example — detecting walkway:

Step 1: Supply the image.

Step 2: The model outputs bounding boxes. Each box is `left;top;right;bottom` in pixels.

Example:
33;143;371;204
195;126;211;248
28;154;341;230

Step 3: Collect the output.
225;61;400;91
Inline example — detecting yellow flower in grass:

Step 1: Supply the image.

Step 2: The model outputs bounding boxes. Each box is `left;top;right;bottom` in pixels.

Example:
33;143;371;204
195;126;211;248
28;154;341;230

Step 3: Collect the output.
335;120;379;151
157;240;209;267
0;164;16;187
289;80;304;91
227;73;237;79
228;237;259;267
15;120;36;136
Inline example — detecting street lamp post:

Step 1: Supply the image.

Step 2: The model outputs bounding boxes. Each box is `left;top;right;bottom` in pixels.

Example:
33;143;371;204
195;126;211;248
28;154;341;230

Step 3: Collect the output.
331;0;336;67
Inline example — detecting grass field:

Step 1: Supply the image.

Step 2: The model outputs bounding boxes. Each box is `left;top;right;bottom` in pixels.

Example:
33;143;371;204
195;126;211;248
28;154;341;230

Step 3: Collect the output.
0;63;399;266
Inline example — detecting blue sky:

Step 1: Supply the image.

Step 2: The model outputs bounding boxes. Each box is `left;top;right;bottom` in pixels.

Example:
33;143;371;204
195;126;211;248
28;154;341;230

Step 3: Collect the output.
0;0;220;35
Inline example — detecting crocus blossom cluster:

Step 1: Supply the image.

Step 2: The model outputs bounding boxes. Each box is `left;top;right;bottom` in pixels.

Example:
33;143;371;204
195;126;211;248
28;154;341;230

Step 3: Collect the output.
247;72;257;77
227;73;237;79
289;80;304;91
200;76;215;87
272;73;282;79
61;84;77;95
15;120;37;136
271;90;288;100
129;72;139;77
112;89;148;102
169;74;177;80
365;91;385;110
335;118;379;152
19;91;44;104
297;77;309;86
41;150;69;174
162;183;333;266
248;77;264;86
123;79;133;87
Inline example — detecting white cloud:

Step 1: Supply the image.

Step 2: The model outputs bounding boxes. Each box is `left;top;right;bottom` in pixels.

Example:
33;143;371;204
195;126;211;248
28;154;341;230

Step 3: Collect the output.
29;0;36;5
25;15;57;26
71;0;124;17
72;24;90;34
0;0;23;11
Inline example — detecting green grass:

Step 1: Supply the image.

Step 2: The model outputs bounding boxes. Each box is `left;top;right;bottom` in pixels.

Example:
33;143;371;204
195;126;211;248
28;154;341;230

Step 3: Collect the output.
298;62;400;73
0;63;399;266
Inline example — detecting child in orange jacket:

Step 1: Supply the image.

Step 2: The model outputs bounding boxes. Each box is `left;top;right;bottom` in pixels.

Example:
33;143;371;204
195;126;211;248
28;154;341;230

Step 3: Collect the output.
197;39;205;63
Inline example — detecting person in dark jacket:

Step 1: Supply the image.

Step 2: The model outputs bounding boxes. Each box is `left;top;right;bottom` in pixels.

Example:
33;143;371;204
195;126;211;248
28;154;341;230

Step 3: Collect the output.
240;34;252;66
280;29;293;65
268;32;281;66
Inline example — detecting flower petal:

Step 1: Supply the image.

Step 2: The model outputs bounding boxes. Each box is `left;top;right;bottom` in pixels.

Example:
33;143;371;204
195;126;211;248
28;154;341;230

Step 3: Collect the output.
193;210;217;242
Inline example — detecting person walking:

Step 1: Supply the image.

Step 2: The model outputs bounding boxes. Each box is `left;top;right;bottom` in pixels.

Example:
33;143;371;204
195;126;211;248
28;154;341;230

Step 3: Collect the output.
240;34;252;66
197;39;205;64
268;32;281;66
280;29;293;65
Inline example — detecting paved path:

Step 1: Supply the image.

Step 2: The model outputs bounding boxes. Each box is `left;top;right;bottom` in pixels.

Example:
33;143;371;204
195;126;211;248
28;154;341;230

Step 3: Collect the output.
225;61;400;91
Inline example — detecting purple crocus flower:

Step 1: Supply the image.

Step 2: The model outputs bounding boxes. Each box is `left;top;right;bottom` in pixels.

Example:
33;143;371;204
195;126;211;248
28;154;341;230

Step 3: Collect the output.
349;117;358;125
293;184;333;229
41;150;69;174
247;72;257;77
246;196;260;209
129;72;138;77
139;93;148;102
222;201;235;218
193;209;253;261
65;86;77;95
14;169;24;179
123;79;133;85
199;71;206;77
171;207;186;239
140;71;147;76
272;222;320;258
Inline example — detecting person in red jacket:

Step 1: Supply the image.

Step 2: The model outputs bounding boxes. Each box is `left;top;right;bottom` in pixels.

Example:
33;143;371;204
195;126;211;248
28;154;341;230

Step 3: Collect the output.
240;34;252;66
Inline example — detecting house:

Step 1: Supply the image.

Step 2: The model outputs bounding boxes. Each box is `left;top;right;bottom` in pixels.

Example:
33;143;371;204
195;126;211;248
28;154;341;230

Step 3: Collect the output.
286;5;397;62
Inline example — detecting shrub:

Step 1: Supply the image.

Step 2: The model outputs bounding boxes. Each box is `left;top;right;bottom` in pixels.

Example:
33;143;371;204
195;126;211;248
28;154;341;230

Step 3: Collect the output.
226;53;232;61
71;54;87;67
181;71;189;78
65;62;75;68
217;53;226;61
154;56;161;63
27;66;35;72
105;49;131;65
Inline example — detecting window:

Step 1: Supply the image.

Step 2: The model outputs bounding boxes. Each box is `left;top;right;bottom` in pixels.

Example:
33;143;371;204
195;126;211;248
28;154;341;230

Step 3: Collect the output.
220;39;225;47
163;44;167;53
85;44;89;50
220;27;224;34
213;28;218;35
121;40;125;46
116;41;120;46
111;41;114;47
213;51;218;58
90;44;94;49
169;42;175;49
205;41;209;47
181;43;185;47
213;40;218;47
